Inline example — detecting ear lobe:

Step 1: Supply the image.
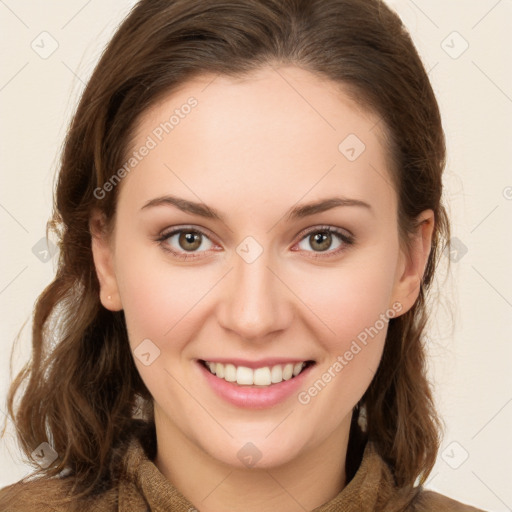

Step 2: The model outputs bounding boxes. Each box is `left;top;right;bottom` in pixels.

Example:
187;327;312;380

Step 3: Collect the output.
90;210;123;311
390;209;435;315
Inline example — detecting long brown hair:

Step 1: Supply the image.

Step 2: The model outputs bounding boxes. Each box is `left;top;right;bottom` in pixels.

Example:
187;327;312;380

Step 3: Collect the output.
3;0;448;503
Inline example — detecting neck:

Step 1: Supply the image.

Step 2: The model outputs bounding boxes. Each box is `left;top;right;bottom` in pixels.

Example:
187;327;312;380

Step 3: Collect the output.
153;411;351;512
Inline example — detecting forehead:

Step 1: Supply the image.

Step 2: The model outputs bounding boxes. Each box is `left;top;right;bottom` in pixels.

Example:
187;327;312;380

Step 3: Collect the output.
119;65;396;223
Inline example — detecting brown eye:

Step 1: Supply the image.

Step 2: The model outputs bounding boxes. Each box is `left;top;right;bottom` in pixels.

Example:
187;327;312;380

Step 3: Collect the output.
178;231;203;251
158;227;215;258
295;226;354;258
308;231;332;252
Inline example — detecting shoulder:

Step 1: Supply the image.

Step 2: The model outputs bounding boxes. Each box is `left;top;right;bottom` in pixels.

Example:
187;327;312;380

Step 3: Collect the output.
409;488;487;512
0;476;117;512
0;476;72;512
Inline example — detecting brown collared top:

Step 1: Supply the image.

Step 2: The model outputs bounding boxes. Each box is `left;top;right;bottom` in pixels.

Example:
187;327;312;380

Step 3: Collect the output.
0;433;486;512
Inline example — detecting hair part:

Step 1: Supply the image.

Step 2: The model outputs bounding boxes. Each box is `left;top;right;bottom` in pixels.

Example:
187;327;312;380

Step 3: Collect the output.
4;0;448;503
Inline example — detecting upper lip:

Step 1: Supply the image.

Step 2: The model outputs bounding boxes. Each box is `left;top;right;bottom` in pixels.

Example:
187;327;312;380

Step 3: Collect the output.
198;358;315;369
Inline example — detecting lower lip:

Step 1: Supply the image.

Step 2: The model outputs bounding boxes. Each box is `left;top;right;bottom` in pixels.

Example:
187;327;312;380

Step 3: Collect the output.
196;360;315;409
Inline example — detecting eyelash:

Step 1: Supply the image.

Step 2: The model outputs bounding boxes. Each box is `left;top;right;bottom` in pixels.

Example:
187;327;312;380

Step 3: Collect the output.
155;225;355;261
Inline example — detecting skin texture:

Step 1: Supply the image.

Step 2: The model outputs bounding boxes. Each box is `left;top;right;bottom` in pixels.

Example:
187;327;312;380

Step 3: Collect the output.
90;65;434;512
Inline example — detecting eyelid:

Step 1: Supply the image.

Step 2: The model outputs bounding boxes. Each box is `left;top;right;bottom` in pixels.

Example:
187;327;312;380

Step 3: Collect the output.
158;224;217;241
156;225;219;258
295;224;354;243
156;224;354;259
291;225;355;258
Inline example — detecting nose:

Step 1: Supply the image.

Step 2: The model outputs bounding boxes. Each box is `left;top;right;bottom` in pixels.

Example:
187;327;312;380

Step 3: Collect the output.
217;247;293;342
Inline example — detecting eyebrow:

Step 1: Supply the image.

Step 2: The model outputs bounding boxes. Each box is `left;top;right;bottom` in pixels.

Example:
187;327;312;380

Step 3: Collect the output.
140;194;372;221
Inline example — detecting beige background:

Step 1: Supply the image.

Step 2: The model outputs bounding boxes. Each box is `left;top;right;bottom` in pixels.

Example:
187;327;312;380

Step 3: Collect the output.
0;1;511;510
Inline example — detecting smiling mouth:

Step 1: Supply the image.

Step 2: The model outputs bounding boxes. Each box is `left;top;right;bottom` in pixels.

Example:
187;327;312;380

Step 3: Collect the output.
199;359;316;387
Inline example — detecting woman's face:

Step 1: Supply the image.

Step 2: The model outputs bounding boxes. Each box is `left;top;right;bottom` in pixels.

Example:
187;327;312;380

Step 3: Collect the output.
92;65;431;469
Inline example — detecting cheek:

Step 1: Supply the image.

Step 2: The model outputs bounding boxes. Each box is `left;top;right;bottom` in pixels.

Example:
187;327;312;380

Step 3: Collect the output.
292;258;398;346
289;253;399;401
115;224;399;359
113;240;210;349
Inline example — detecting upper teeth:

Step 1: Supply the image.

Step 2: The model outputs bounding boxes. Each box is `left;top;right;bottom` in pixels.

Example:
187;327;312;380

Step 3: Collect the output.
205;361;308;386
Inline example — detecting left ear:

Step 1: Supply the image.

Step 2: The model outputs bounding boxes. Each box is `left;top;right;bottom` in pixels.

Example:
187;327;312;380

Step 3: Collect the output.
390;209;435;315
90;208;123;312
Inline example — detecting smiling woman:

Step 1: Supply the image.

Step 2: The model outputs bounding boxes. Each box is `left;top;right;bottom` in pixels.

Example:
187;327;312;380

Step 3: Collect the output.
0;1;487;511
